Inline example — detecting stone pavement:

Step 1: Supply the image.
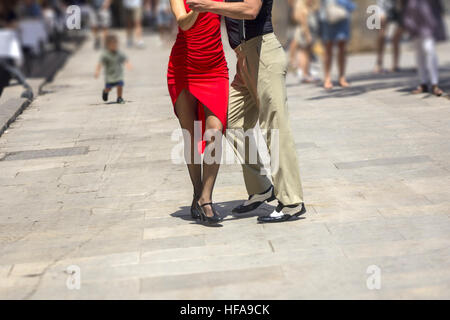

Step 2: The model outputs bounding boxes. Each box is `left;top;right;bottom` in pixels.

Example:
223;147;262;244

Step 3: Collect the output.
0;31;449;299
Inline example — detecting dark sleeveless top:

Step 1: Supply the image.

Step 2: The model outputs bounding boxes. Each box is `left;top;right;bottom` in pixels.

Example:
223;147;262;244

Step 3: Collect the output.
224;0;274;49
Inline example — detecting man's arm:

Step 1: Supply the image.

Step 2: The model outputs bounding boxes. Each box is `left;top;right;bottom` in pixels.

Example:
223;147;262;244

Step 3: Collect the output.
186;0;263;20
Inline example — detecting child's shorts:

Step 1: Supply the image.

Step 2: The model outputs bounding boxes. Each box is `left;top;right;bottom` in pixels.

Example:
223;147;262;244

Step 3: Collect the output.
105;81;124;89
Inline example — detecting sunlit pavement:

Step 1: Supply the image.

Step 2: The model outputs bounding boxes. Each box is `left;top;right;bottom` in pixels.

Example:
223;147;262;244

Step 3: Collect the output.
0;31;449;299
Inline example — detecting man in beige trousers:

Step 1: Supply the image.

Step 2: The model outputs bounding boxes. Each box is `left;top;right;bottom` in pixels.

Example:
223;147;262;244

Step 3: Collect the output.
187;0;305;223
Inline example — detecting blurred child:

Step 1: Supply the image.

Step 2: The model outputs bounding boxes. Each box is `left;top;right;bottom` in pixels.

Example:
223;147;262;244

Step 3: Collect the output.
94;34;131;104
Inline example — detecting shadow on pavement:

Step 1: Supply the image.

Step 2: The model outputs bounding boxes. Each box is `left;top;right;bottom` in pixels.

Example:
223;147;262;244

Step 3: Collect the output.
171;200;306;224
303;64;450;100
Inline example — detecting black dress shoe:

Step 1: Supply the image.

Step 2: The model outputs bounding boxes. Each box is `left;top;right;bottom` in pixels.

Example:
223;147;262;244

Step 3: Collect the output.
197;202;223;225
257;202;306;223
232;186;276;214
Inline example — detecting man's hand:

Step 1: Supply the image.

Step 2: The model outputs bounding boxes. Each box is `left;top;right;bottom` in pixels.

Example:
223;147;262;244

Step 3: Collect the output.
186;0;214;12
187;0;262;20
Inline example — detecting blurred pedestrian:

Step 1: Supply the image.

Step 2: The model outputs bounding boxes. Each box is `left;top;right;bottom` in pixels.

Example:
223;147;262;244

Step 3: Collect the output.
89;0;112;50
95;34;132;104
123;0;145;48
0;0;33;99
155;0;173;32
374;0;405;73
319;0;355;89
289;0;320;83
404;0;447;96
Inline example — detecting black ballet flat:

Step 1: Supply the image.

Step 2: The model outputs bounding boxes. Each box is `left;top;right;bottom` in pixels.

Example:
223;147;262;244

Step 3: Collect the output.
197;202;222;225
191;194;201;220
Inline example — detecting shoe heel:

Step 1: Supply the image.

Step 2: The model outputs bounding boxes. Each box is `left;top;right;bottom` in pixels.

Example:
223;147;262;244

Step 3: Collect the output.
198;202;221;224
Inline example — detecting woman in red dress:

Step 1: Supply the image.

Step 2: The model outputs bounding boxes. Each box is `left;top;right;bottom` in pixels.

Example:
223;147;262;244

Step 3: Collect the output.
168;0;228;224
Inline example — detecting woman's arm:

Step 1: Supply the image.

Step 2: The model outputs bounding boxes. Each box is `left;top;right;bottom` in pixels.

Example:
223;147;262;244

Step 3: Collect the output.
170;0;200;31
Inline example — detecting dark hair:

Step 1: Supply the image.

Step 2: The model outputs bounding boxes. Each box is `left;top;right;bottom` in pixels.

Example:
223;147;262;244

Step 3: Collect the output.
105;34;118;46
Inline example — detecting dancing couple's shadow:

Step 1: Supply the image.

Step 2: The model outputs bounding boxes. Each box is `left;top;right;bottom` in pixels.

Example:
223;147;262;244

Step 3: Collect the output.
170;200;305;227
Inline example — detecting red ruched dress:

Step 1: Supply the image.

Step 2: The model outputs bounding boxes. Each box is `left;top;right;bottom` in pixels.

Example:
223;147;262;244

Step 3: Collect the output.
167;0;229;149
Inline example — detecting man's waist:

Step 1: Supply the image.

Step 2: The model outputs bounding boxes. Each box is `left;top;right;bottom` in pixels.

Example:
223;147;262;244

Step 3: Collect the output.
234;32;277;53
240;28;273;43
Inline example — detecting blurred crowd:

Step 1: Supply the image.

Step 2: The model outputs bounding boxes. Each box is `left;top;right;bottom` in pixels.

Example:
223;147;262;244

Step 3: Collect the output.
1;0;448;99
0;0;175;98
287;0;448;96
0;0;75;98
72;0;174;49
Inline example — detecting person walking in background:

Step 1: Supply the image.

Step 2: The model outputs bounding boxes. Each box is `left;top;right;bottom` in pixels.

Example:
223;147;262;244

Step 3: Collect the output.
289;0;320;83
403;0;447;97
123;0;145;48
319;0;355;90
374;0;405;73
89;0;112;50
155;0;174;32
95;34;131;104
0;0;33;99
167;0;229;225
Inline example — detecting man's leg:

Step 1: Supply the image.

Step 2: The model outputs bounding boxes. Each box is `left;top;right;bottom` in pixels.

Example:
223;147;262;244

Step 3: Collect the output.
226;59;272;197
255;34;304;207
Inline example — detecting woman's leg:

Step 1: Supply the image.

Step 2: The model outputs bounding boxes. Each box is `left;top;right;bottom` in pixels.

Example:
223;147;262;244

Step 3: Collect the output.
199;107;224;217
174;90;203;198
323;41;333;89
338;40;350;87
